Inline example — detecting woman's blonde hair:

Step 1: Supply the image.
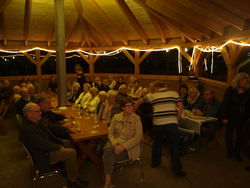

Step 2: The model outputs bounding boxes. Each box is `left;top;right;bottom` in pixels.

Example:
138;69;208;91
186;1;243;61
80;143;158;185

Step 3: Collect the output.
232;72;249;89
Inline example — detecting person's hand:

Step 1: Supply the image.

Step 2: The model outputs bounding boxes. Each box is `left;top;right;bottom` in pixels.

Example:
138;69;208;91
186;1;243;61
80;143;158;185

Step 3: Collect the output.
114;144;124;154
223;119;228;125
64;122;74;128
195;109;203;116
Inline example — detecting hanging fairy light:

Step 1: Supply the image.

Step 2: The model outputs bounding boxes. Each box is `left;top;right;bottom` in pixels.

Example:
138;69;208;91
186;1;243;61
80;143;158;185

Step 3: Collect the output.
211;51;214;74
178;49;183;74
204;58;208;71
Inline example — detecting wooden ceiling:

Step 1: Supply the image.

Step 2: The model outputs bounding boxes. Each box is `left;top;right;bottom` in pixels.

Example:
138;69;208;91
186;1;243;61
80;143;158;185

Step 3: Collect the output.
0;0;250;50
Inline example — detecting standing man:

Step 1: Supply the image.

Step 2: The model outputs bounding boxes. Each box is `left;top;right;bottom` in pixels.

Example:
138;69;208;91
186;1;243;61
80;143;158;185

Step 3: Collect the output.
135;81;186;177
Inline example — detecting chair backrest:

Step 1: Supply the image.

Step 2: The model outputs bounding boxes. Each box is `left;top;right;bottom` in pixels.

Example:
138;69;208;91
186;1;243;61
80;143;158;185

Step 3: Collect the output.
20;142;36;177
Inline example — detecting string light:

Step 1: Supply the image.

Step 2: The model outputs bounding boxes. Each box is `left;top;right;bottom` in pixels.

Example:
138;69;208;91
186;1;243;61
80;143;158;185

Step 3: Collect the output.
178;49;183;74
211;51;214;74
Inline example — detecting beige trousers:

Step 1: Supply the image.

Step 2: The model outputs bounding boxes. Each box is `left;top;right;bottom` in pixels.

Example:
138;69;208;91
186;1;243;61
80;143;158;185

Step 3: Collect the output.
50;147;79;181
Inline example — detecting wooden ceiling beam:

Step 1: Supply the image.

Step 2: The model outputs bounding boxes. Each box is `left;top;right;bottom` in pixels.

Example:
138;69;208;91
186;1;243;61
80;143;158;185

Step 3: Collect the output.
0;12;7;46
144;0;211;39
135;0;196;43
116;0;149;44
81;11;113;46
91;0;128;46
0;0;12;13
24;0;32;46
189;0;245;30
147;13;167;44
65;18;80;47
150;0;224;36
74;0;109;46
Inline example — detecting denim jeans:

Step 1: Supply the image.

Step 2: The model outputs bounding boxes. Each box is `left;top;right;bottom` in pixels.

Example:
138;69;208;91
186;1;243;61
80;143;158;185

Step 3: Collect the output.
152;124;183;173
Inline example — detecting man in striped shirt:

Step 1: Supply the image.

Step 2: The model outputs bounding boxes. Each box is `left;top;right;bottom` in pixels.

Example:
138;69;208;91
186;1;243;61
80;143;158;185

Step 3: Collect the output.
136;81;186;177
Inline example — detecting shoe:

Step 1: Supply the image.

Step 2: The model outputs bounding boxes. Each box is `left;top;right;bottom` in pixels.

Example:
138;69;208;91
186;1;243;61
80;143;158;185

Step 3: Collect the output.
68;179;88;187
174;171;187;177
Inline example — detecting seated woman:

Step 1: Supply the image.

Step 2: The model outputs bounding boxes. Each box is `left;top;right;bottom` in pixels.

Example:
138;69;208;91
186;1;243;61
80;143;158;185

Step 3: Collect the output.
99;90;118;126
68;82;82;103
84;87;100;118
128;80;143;99
185;87;200;111
103;97;143;188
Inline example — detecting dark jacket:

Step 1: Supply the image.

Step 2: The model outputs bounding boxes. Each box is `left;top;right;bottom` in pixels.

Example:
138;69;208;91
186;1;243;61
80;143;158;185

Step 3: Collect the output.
19;118;63;171
41;110;69;139
221;86;250;121
194;98;221;117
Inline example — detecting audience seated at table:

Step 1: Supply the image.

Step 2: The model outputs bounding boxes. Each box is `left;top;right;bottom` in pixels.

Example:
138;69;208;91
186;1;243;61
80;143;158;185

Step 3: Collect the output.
0;80;12;103
99;90;118;126
68;82;82;103
92;76;102;89
36;96;72;139
99;79;111;92
84;87;100;118
96;91;107;120
16;87;36;116
13;85;22;103
47;76;57;93
185;87;201;111
192;88;220;117
103;97;142;188
19;102;88;187
114;76;126;91
179;84;189;109
128;80;143;99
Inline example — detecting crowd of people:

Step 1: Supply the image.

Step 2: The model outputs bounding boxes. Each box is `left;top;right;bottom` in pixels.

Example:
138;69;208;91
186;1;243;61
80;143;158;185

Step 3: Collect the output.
1;71;250;187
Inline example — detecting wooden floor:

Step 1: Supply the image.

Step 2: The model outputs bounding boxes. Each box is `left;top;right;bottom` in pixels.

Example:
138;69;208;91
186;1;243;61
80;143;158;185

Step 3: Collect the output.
0;115;250;188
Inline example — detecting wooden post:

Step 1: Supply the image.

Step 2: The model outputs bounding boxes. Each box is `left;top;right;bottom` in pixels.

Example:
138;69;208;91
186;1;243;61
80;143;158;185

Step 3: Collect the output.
54;0;67;106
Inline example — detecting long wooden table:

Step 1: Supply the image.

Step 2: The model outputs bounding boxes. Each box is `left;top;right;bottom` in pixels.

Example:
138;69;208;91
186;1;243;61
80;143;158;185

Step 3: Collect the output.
53;106;108;164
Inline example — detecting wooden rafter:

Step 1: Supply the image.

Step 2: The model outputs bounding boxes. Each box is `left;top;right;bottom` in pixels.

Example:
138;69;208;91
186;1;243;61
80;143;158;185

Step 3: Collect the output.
23;52;36;64
91;0;128;46
81;11;113;46
0;12;7;46
24;0;32;46
74;0;107;46
156;0;224;36
179;48;192;64
116;0;149;44
145;0;211;39
135;0;196;43
0;0;12;13
40;52;52;65
189;0;245;30
147;13;167;43
65;18;80;47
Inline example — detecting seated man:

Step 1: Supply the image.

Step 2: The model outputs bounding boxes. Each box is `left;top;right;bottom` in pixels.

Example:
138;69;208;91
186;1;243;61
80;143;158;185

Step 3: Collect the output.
19;102;88;187
36;96;72;139
192;88;221;142
103;97;143;187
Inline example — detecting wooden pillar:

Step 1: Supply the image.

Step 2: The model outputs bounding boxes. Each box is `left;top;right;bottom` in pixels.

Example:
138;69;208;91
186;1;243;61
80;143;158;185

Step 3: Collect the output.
122;50;151;77
221;43;243;84
54;0;67;106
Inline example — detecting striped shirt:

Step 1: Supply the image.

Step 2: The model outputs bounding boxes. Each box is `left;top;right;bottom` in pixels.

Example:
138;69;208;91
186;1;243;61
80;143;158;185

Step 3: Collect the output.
144;88;182;126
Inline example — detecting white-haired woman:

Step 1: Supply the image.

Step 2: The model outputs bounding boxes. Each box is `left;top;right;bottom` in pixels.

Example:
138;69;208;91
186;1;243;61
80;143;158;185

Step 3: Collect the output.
68;82;82;103
84;87;100;118
186;87;200;111
222;72;250;161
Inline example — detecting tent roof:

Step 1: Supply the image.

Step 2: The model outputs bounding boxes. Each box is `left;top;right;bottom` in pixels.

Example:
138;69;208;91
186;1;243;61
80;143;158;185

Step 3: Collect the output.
1;0;250;51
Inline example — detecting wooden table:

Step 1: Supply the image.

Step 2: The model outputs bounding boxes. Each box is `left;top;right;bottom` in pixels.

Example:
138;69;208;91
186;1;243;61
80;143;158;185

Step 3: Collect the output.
53;106;108;164
181;110;218;135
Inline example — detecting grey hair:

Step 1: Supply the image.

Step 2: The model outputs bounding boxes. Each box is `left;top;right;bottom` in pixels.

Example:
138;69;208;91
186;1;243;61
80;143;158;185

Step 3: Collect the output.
232;72;250;89
107;90;118;98
23;102;37;113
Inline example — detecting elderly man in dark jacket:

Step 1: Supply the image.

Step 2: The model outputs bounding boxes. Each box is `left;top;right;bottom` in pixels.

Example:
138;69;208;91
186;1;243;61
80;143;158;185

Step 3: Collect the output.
19;102;87;187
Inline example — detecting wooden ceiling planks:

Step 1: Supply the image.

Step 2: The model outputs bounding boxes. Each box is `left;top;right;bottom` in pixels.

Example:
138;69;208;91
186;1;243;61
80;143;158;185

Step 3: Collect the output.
0;0;250;50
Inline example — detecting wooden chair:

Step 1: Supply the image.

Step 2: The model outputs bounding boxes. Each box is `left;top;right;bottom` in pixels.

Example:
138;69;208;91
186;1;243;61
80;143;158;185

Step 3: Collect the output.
114;137;144;184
